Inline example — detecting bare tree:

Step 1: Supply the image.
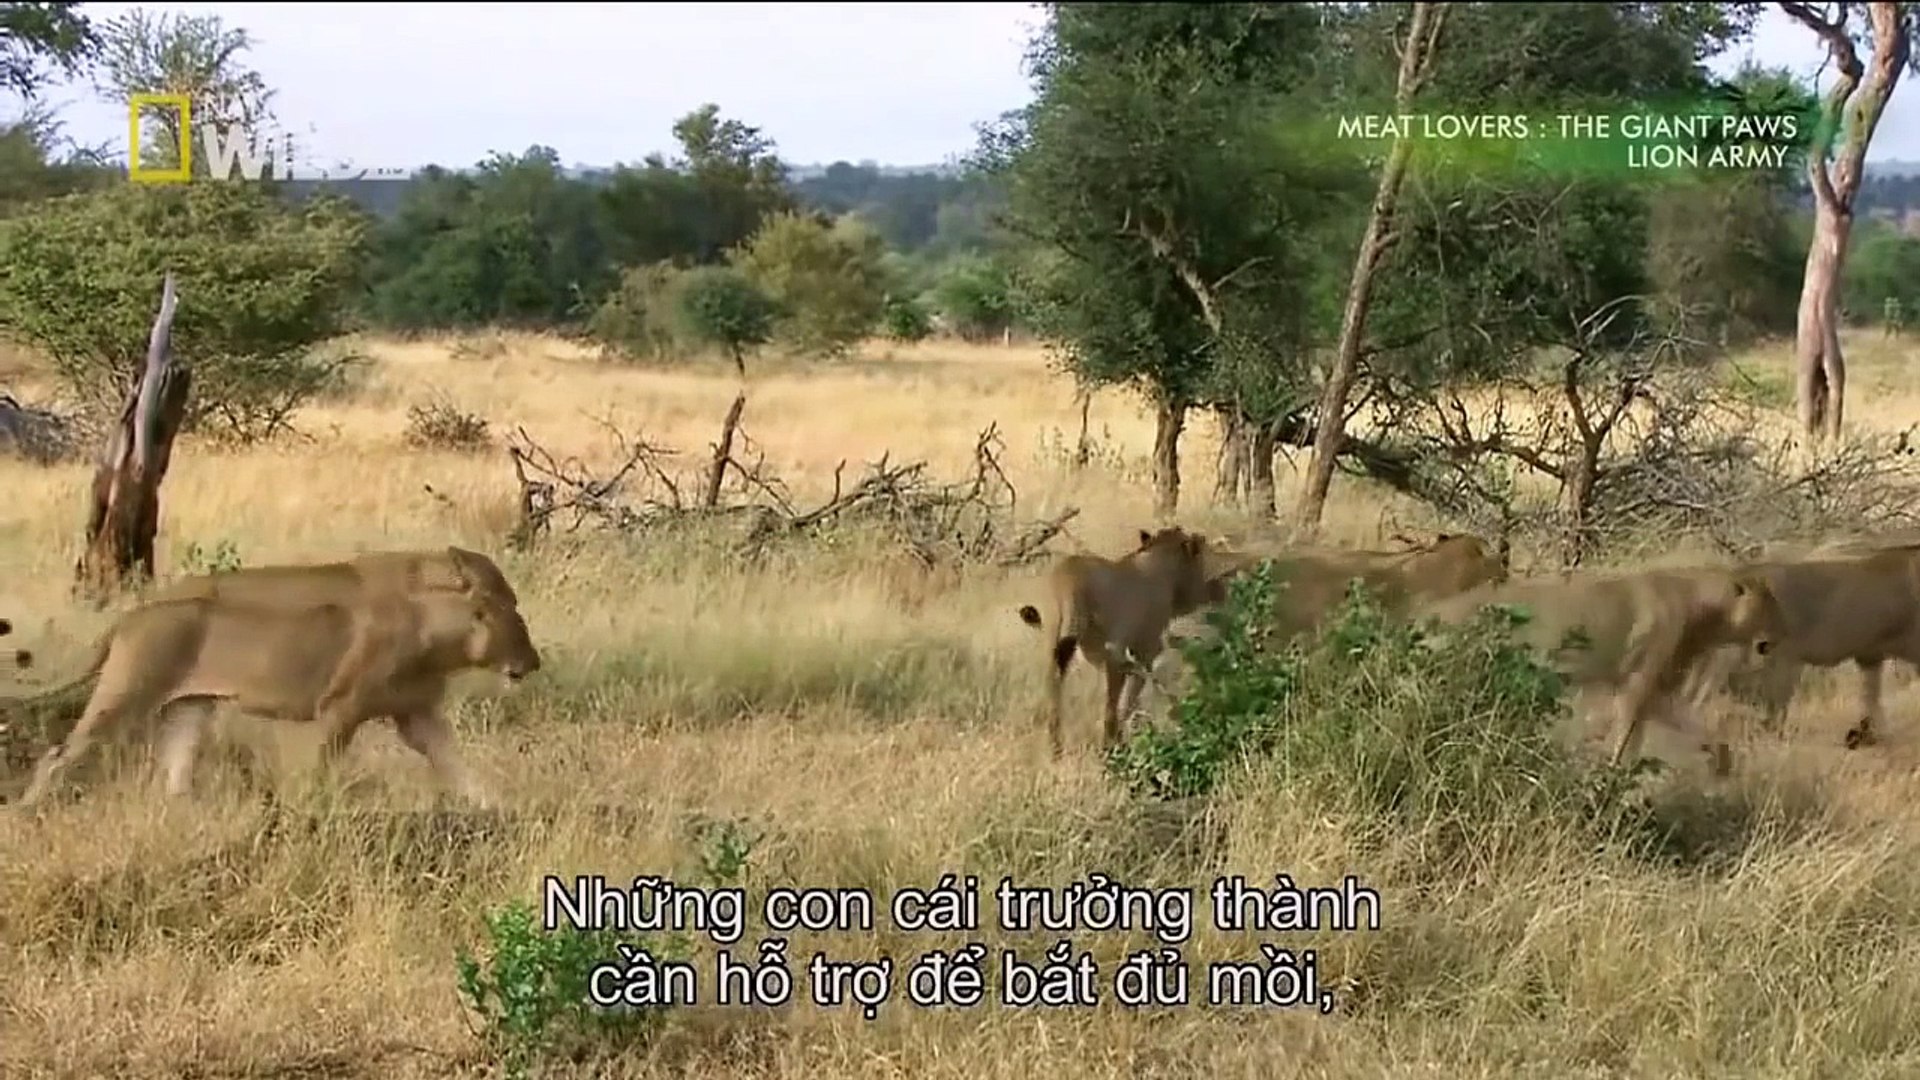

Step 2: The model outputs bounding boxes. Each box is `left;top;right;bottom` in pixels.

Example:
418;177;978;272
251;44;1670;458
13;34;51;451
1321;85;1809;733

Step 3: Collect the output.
1778;1;1914;442
92;8;274;176
74;274;189;602
1297;1;1448;532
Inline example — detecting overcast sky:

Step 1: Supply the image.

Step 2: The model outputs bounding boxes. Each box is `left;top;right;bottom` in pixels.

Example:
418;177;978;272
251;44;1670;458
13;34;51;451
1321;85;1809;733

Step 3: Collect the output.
31;2;1920;172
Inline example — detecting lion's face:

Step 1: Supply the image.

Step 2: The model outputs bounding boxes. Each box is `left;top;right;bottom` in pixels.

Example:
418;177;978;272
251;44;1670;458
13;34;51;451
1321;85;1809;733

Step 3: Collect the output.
461;592;542;682
1726;575;1783;658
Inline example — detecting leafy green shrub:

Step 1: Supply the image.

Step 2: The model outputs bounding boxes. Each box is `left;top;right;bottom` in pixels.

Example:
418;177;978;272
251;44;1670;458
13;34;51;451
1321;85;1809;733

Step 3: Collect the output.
588;261;684;362
731;211;886;358
453;813;763;1078
174;538;243;577
455;901;678;1080
0;183;367;443
880;294;932;343
1110;564;1658;868
672;264;777;375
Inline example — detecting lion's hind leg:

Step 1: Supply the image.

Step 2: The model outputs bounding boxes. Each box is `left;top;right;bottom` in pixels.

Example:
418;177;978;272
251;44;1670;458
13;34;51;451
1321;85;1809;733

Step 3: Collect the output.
155;697;216;798
15;650;170;809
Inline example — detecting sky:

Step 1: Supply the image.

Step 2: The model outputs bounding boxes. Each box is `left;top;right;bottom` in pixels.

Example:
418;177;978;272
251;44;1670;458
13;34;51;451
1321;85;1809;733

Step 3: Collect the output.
31;2;1920;174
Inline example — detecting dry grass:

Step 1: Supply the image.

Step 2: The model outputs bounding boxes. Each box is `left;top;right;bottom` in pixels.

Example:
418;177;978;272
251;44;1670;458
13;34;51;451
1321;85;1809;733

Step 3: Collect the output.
6;332;1920;1077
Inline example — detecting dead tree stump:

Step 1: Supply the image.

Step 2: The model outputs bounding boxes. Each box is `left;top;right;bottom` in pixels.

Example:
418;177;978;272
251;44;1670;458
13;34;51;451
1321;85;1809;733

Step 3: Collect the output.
73;273;190;604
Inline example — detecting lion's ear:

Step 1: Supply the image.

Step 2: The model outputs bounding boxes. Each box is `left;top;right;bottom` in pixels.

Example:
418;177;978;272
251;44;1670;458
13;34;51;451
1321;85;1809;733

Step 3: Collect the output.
444;546;481;593
1139;529;1155;548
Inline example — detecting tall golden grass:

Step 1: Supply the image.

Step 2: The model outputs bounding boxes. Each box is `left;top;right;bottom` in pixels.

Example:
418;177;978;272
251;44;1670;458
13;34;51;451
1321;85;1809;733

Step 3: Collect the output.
3;332;1920;1077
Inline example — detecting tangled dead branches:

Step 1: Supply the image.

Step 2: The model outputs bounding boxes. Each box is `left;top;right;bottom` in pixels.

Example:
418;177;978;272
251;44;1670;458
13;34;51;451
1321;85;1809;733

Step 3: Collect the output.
0;392;80;464
504;393;1078;567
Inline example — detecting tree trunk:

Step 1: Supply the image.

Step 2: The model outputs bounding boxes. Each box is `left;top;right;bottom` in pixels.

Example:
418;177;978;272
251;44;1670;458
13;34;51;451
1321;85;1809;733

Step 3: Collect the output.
1249;421;1278;520
1795;201;1849;440
1213;407;1246;507
1151;395;1186;518
729;342;746;380
1073;382;1094;468
1296;1;1447;533
1561;451;1598;570
75;273;190;604
1780;0;1911;443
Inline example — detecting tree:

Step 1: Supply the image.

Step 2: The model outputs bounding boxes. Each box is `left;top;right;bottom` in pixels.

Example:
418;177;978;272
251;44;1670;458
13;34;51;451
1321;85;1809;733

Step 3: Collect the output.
0;2;95;99
92;8;274;178
74;273;186;600
673;264;776;377
0;182;367;441
929;253;1015;342
364;147;609;329
1643;66;1812;347
1293;2;1758;530
730;210;886;358
981;2;1331;517
0;106;114;213
1297;2;1447;533
1778;0;1915;442
599;104;795;268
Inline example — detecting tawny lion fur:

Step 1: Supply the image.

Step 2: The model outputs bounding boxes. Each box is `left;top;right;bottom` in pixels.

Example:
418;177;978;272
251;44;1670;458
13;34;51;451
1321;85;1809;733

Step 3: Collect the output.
13;548;540;810
1420;565;1783;776
1015;526;1228;757
12;546;519;742
2;616;28;670
1688;540;1920;749
1143;532;1508;716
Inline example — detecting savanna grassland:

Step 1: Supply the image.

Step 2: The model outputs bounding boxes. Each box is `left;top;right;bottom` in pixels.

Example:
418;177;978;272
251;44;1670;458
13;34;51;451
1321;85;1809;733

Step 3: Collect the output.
6;332;1920;1079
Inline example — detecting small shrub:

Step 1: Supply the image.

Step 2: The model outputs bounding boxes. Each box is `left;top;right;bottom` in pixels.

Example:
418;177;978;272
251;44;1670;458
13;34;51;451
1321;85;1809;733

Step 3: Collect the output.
453;813;762;1078
588;262;683;362
880;295;932;343
672;265;776;376
175;538;243;577
404;394;492;451
1110;565;1659;870
455;901;678;1080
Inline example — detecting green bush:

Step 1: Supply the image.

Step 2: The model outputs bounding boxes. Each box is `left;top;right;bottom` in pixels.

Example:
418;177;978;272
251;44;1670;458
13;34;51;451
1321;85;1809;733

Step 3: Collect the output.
1110;564;1658;868
673;264;777;375
455;901;678;1080
731;211;886;358
880;294;933;343
453;814;762;1078
0;183;366;442
588;261;684;362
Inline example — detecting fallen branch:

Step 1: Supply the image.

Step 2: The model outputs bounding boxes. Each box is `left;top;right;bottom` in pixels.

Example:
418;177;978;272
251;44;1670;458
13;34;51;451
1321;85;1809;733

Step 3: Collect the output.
504;398;1077;568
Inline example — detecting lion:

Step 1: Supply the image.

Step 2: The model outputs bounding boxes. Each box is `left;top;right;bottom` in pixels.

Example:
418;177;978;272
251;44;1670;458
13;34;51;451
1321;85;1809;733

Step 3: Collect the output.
13;550;541;810
1015;526;1228;757
1245;533;1508;641
1687;541;1920;748
1139;533;1507;715
147;545;521;608
15;546;521;741
1417;565;1783;776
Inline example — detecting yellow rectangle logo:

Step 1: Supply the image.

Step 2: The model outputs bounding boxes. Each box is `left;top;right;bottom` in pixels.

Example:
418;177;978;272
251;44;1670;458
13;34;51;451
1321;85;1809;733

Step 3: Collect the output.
128;93;192;183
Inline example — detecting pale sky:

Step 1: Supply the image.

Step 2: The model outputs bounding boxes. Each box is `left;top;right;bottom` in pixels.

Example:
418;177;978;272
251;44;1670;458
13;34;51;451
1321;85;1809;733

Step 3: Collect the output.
28;2;1920;173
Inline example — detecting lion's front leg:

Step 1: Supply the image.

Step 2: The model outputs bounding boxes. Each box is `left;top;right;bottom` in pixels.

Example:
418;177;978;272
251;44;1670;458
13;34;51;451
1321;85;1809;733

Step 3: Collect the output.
394;709;493;807
311;622;406;778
